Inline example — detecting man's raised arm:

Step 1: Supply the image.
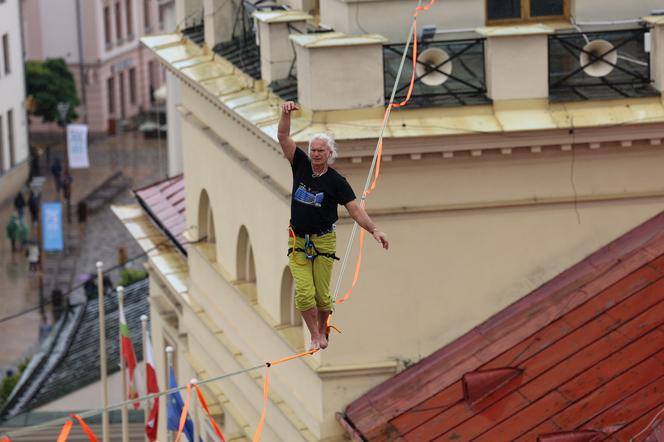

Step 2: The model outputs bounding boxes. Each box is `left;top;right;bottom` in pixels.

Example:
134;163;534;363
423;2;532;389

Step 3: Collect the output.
278;101;299;164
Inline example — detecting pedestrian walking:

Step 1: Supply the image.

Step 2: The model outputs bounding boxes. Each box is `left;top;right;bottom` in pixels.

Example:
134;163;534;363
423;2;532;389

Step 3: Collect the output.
27;241;39;273
28;190;39;225
51;289;64;323
50;157;63;197
13;192;26;219
83;274;98;300
6;213;20;252
16;217;30;249
63;171;72;201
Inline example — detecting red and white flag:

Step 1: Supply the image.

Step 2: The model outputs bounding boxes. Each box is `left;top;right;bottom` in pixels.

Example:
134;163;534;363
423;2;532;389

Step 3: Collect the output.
119;304;143;407
144;330;160;442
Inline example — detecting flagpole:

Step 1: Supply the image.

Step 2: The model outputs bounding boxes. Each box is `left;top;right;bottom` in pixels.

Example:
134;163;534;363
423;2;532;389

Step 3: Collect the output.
118;286;130;442
190;378;199;442
97;261;110;442
141;314;150;442
166;346;174;442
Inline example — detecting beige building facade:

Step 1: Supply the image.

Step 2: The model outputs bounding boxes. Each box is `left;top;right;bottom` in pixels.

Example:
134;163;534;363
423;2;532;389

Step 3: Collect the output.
21;0;169;133
0;0;29;206
129;1;664;441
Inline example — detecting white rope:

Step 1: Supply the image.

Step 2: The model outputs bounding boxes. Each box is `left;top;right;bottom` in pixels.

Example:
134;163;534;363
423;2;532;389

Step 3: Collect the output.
332;0;426;305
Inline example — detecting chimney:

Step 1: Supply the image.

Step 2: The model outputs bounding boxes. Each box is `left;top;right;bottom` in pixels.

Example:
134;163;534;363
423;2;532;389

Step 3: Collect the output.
254;10;311;84
477;24;554;101
290;32;387;111
203;0;235;48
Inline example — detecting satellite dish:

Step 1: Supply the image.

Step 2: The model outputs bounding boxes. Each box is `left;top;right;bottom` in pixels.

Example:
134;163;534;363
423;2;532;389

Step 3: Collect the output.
579;39;618;77
416;47;452;86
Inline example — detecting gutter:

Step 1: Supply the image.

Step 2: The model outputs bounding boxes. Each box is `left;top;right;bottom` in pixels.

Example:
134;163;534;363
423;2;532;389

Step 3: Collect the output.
335;412;367;442
133;192;188;257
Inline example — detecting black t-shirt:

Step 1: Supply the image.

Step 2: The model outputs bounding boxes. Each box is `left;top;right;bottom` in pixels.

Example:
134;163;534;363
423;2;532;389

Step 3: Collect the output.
290;148;356;234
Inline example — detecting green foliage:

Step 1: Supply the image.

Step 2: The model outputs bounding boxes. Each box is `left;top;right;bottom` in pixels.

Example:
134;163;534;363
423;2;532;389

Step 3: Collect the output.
25;58;80;125
119;268;148;287
0;358;30;409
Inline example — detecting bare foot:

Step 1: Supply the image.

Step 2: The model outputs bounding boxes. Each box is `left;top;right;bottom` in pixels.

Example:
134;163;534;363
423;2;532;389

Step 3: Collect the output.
317;335;328;350
308;339;321;352
319;322;328;341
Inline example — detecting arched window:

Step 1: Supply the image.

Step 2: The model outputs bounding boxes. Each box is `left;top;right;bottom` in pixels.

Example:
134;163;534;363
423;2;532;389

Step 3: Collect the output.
236;226;257;301
280;267;301;326
236;226;255;281
198;189;216;261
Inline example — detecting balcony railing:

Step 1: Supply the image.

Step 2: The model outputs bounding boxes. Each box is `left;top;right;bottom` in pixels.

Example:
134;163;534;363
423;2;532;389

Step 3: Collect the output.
182;23;205;46
211;1;286;80
383;38;490;108
549;27;658;101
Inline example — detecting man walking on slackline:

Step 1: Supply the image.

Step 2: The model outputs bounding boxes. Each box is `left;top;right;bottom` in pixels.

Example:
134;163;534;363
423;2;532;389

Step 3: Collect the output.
278;101;389;351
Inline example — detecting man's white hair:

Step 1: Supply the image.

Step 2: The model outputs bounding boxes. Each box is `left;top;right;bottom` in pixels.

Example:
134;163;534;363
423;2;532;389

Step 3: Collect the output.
308;132;337;164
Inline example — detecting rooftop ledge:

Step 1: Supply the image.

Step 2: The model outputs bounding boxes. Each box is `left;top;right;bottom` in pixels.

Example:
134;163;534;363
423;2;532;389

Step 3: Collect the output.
643;15;664;25
289;32;388;48
141;32;664;147
252;10;312;23
476;23;555;37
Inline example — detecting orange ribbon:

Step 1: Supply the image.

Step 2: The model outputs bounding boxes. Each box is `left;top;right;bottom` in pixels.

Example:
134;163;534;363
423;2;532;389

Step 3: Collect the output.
252;366;270;442
55;420;73;442
193;384;227;442
71;415;99;442
174;383;193;442
54;415;99;442
252;349;318;441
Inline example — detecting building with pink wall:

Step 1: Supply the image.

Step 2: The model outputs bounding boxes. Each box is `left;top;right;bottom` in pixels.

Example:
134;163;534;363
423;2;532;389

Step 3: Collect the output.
22;0;171;133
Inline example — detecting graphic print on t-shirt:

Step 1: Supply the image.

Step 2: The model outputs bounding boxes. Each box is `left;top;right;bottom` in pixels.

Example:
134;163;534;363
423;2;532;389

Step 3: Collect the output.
294;183;324;207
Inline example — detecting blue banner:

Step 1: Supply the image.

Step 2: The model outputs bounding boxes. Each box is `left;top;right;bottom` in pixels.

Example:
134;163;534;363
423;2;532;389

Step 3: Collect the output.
42;202;64;252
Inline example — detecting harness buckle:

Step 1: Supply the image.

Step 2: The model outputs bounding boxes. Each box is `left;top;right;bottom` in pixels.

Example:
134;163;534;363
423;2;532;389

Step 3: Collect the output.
304;234;315;260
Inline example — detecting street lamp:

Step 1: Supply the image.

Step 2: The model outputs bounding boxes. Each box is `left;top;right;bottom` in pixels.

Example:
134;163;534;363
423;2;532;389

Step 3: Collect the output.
56;102;72;224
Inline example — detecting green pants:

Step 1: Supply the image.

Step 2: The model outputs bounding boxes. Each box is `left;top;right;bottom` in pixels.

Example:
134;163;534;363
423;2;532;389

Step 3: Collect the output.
288;232;336;311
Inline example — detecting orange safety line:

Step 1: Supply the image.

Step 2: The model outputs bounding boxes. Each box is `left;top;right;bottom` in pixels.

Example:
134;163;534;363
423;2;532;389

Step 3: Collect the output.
269;348;318;367
335;0;436;307
326;319;342;336
71;415;99;442
174;383;193;442
336;225;366;305
193;384;227;442
252;366;270;442
55;420;73;442
250;349;318;441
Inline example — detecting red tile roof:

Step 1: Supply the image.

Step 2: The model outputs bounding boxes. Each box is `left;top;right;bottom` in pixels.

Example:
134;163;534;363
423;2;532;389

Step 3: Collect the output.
339;211;664;442
134;175;187;252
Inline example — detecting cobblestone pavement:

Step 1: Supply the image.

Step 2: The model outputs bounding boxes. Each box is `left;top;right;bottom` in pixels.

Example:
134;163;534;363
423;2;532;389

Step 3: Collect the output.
0;130;167;372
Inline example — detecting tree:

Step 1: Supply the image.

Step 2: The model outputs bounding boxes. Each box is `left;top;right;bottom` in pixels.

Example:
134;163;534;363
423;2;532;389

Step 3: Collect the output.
25;58;80;125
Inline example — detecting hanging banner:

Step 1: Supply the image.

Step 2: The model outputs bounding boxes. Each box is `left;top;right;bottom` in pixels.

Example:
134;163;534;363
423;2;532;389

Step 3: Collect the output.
67;124;90;168
42;202;64;252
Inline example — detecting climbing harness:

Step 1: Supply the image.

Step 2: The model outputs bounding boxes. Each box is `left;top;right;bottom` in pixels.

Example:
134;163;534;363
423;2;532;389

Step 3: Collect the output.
287;226;340;264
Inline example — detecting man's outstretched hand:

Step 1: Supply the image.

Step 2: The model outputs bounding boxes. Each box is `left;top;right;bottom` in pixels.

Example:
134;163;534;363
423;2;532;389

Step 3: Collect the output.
281;101;299;115
373;230;389;250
